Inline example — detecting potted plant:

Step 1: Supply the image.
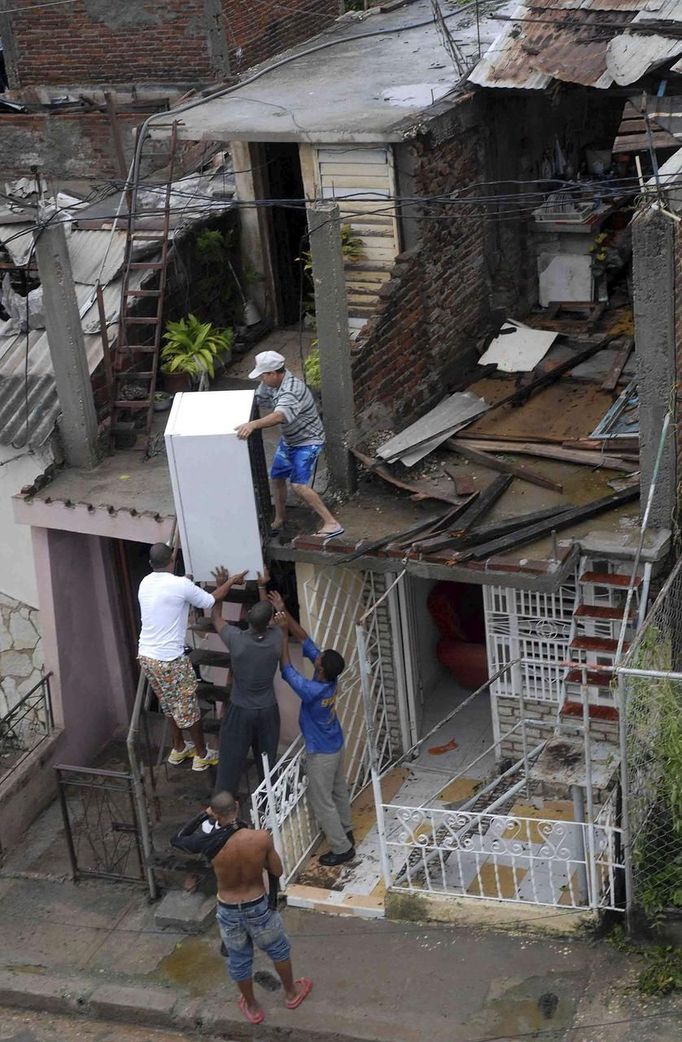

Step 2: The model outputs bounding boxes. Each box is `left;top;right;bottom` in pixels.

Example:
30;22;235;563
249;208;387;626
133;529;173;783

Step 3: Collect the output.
160;314;233;393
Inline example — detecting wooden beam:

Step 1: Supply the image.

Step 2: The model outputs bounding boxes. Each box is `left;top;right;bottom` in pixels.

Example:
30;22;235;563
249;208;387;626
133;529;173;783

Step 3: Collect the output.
411;475;512;554
351;448;462;505
453;487;640;562
444;442;563;493
453;438;638;473
601;337;634;392
447;506;575;551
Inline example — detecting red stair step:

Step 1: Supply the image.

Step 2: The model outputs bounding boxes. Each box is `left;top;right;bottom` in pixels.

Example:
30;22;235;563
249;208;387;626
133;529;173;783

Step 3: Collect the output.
570;635;628;654
566;668;613;686
574;603;633;621
560;700;619;722
580;571;642;589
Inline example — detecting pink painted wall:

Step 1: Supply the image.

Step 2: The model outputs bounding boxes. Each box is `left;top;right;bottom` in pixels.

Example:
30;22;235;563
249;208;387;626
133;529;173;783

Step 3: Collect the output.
35;527;136;767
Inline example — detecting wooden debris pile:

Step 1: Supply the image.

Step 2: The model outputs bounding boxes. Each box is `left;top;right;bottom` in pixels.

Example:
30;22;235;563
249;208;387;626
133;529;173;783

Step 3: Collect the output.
355;311;640;563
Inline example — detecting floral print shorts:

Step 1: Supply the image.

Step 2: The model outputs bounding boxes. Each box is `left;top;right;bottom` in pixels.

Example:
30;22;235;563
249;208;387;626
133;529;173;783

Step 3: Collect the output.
138;654;201;729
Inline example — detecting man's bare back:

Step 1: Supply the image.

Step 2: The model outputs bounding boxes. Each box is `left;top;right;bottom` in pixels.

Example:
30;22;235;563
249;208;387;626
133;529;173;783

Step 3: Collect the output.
212;827;281;903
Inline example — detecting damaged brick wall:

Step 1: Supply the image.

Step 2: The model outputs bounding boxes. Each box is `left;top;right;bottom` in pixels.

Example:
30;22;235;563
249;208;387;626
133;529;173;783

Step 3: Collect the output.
351;97;490;430
1;0;338;88
0;111;185;179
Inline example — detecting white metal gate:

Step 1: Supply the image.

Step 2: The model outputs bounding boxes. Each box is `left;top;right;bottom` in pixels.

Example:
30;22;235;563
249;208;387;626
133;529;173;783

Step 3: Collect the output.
251;568;394;885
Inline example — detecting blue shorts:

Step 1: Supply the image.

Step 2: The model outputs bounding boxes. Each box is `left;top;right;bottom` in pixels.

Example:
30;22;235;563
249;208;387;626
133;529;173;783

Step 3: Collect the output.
270;438;322;486
216;896;291;982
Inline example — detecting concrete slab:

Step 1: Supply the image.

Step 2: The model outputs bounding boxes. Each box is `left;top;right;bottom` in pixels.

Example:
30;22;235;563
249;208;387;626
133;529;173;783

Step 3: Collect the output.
88;982;177;1026
154;891;216;933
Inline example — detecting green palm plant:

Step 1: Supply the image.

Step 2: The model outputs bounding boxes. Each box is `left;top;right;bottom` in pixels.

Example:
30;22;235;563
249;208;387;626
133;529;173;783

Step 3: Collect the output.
160;314;233;380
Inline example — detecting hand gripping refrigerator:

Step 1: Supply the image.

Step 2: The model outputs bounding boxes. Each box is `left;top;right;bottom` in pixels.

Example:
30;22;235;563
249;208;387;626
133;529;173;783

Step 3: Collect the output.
164;390;270;581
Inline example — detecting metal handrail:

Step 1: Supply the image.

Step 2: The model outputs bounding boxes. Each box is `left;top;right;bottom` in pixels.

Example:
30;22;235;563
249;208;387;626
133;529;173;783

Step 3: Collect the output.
126;671;158;900
0;672;54;782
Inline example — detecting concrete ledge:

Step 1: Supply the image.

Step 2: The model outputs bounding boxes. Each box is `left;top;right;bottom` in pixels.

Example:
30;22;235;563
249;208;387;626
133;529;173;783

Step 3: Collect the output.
0;968;92;1014
88;982;177;1026
385;888;593;935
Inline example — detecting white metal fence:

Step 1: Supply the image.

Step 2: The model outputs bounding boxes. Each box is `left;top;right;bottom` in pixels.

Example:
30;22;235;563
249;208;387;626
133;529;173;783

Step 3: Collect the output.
250;568;396;886
383;801;623;910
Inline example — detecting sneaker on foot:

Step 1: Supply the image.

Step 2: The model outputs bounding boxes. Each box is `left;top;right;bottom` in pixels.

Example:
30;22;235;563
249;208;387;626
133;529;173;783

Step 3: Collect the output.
192;747;219;771
168;742;195;765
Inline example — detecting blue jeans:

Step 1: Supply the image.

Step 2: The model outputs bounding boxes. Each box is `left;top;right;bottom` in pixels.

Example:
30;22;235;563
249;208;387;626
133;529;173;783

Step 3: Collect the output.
216;895;291;982
270;438;322;486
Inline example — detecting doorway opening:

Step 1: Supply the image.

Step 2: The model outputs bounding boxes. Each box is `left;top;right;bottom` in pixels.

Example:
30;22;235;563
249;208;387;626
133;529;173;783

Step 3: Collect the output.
262;142;307;326
400;577;495;789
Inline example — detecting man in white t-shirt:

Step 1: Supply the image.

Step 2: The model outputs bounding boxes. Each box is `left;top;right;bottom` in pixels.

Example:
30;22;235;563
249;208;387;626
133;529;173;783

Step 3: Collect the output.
138;543;246;772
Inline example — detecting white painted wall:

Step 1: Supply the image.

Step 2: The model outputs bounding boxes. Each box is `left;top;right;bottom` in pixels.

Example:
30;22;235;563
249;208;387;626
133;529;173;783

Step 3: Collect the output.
0;444;51;607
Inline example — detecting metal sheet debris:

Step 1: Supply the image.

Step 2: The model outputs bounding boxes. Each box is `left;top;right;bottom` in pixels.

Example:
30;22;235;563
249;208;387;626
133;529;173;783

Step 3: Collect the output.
478;320;559;373
589;380;639;440
377;391;488;466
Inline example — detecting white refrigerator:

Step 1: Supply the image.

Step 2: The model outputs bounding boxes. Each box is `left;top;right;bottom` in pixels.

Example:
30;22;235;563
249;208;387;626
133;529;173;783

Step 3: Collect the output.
164;390;266;581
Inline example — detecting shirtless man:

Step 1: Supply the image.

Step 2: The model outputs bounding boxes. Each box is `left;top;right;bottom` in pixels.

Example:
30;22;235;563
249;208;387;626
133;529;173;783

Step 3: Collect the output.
171;790;312;1024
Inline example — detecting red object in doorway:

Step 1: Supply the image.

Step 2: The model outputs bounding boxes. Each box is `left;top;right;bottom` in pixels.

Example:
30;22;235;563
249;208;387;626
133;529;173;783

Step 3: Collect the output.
427;582;485;643
437;638;488;689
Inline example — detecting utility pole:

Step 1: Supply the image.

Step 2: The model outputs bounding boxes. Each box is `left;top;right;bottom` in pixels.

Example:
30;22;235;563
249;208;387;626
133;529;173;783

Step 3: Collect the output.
306;202;356;494
34;208;100;469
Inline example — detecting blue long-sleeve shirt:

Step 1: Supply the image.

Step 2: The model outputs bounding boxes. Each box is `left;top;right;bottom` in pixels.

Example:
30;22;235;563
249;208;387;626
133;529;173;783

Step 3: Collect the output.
281;638;344;754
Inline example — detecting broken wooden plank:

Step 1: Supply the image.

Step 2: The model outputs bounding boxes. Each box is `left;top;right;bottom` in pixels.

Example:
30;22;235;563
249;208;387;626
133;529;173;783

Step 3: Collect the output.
444;441;563;493
332;508;456;564
449;471;475;496
601;337;634;392
447;505;575;550
452;487;639;562
411;475;512;553
351;448;462;505
562;438;638;456
392;495;479;549
453;438;639;473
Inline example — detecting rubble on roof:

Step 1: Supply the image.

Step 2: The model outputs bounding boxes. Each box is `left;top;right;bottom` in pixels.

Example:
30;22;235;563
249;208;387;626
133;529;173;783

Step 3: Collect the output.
338;292;641;573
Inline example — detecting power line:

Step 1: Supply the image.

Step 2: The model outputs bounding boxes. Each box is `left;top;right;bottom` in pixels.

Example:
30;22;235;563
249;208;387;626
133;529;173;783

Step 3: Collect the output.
0;0;80;14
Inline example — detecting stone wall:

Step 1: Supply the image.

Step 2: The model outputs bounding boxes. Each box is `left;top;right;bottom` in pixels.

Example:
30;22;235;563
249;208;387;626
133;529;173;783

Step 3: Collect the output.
494;694;618;761
0;592;43;717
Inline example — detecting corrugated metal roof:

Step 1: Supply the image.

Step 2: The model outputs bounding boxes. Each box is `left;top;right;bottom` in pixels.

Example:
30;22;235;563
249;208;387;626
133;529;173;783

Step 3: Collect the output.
469;0;682;91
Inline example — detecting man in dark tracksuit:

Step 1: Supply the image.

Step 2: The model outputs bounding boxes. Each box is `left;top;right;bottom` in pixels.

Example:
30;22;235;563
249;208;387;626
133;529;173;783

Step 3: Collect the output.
212;598;282;795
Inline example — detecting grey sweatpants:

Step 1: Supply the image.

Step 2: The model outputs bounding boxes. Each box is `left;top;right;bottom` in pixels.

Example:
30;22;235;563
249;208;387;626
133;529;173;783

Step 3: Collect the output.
306;747;353;854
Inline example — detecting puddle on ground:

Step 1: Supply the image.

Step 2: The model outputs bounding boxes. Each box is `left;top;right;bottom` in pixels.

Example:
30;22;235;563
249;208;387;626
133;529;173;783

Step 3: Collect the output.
467;975;580;1041
157;937;226;997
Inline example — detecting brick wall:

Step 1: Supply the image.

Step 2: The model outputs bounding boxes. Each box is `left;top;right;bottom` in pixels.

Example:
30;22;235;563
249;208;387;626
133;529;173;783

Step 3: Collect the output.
0;110;174;179
351;96;490;429
2;0;339;89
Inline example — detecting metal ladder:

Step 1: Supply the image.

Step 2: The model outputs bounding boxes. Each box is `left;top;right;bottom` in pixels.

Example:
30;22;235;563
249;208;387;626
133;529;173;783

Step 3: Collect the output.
109;124;178;450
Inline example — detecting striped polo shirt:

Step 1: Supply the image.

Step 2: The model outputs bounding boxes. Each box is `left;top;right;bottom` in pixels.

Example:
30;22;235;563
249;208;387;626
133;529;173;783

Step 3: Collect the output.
256;370;325;447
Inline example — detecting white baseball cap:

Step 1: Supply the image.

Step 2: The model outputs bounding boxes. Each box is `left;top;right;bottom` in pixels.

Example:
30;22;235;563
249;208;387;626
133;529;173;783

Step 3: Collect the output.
248;350;286;380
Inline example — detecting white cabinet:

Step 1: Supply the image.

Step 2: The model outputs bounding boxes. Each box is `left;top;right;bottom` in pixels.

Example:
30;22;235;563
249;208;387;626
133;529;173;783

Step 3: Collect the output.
164;390;265;581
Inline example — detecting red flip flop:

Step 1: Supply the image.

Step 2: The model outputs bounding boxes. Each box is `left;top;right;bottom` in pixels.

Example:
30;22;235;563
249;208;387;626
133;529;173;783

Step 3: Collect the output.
285;977;313;1010
239;995;265;1024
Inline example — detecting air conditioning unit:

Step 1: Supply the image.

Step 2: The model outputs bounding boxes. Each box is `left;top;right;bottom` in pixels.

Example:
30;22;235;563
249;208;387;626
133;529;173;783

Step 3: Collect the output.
164;390;270;581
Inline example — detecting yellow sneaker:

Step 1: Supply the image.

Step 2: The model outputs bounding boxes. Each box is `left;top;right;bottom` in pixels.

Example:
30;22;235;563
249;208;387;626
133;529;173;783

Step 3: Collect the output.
168;743;195;765
192;747;219;772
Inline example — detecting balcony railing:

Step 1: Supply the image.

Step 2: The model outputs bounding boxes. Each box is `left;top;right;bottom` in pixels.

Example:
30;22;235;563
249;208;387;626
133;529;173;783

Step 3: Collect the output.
0;673;53;782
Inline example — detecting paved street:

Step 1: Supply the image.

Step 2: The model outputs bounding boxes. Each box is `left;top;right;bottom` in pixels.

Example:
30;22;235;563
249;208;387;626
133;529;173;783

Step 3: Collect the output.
0;1006;218;1042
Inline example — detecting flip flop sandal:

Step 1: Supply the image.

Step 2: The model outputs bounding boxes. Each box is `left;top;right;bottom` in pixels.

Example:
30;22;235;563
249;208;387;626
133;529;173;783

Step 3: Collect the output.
285;977;313;1010
316;526;345;539
239;995;265;1024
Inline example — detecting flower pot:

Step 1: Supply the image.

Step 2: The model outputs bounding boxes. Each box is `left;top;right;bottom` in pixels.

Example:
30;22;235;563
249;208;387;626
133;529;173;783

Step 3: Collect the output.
161;371;191;394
